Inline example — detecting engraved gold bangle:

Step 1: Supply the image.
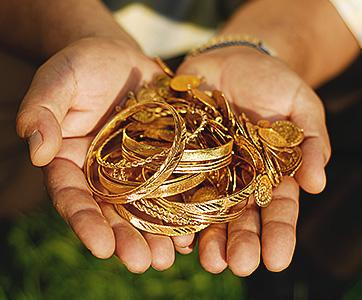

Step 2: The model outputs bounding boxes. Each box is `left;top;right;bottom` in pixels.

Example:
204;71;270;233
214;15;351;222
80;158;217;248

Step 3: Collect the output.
84;68;304;236
84;101;187;203
115;204;209;236
98;163;207;200
156;160;256;216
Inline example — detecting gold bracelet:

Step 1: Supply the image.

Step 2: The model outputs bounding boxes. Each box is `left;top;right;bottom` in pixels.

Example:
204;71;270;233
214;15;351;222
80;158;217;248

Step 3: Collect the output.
156;160;256;215
84;62;304;236
115;204;209;236
84;101;187;204
98;162;207;200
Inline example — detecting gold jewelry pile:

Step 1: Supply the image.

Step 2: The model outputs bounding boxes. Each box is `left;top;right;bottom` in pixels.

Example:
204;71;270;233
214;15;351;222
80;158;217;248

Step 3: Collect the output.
84;64;303;236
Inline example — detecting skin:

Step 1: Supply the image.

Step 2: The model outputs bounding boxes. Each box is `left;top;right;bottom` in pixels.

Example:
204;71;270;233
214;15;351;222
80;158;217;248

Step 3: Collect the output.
0;0;359;274
176;0;358;275
3;0;191;272
217;0;359;87
17;37;181;272
178;46;330;275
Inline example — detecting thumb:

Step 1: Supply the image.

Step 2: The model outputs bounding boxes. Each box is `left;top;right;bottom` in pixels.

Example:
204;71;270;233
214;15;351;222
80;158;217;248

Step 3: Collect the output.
16;105;62;167
16;58;76;166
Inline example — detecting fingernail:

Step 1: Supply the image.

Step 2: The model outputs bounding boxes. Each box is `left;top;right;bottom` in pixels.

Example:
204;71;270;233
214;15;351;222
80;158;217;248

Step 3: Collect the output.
27;130;43;154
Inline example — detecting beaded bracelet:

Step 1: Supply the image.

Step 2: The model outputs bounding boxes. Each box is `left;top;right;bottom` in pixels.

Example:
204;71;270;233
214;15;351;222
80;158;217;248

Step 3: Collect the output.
188;34;275;57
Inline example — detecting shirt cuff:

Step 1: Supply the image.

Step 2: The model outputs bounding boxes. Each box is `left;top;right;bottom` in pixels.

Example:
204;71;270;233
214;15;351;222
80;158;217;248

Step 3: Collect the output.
329;0;362;48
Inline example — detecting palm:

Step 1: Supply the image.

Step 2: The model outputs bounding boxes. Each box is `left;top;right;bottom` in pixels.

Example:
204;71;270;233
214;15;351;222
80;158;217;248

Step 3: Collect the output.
18;38;186;272
42;39;160;137
178;47;331;275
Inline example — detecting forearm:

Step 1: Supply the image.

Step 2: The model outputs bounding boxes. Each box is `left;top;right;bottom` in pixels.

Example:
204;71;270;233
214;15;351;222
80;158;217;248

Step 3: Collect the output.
220;0;360;87
0;0;139;59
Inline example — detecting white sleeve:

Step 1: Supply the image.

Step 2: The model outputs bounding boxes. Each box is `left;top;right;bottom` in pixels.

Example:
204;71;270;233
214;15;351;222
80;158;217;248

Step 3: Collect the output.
329;0;362;48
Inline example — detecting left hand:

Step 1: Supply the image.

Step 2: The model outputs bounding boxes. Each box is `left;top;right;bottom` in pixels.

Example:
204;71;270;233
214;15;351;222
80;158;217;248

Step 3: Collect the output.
177;46;331;275
17;37;191;272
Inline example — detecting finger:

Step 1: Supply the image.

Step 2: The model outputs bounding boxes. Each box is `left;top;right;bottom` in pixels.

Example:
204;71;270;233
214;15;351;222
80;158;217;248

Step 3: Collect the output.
261;177;299;272
296;137;327;193
199;223;227;274
174;236;196;255
172;234;196;254
16;58;76;166
227;200;260;276
44;157;115;259
291;85;331;193
100;203;152;273
172;234;195;249
175;246;193;255
142;232;175;271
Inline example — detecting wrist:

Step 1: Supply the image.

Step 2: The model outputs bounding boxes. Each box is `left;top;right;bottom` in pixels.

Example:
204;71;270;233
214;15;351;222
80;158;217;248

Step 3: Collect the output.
43;32;142;58
217;0;360;87
61;36;146;67
35;0;140;58
182;45;283;83
215;29;312;83
189;34;275;58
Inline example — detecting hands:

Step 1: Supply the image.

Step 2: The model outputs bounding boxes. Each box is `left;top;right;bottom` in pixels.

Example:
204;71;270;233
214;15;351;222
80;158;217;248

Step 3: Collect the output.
16;37;193;273
17;38;330;276
177;46;331;275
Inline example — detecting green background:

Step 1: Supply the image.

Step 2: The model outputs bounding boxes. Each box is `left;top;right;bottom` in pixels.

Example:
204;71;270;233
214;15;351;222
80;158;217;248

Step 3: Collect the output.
0;204;245;300
0;203;361;300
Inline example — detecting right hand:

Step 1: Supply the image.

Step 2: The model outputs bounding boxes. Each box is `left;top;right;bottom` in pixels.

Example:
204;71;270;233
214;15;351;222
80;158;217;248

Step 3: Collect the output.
177;46;331;275
16;37;194;272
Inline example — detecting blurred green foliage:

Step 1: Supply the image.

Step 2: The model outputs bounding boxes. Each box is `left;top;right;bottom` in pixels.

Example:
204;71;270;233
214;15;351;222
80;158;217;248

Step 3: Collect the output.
0;204;245;300
343;279;362;300
0;203;361;300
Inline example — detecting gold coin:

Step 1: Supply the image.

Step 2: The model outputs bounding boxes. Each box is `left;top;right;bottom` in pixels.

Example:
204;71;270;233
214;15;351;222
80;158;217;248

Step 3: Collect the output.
154;75;172;97
213;90;236;128
132;110;157;123
257;120;271;128
190;186;219;203
136;88;162;102
154;57;174;77
271;120;304;147
191;88;217;108
246;122;261;147
258;127;289;149
275;147;303;176
170;75;201;92
254;174;273;207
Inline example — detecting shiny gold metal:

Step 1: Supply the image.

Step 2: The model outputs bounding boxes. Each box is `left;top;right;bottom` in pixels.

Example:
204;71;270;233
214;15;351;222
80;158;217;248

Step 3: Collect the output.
84;61;304;236
170;75;202;92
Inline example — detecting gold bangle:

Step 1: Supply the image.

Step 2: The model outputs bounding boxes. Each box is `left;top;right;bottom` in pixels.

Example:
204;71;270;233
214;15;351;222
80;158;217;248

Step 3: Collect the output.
84;101;187;204
84;66;304;236
98;163;207;200
120;117;234;174
115;204;209;236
